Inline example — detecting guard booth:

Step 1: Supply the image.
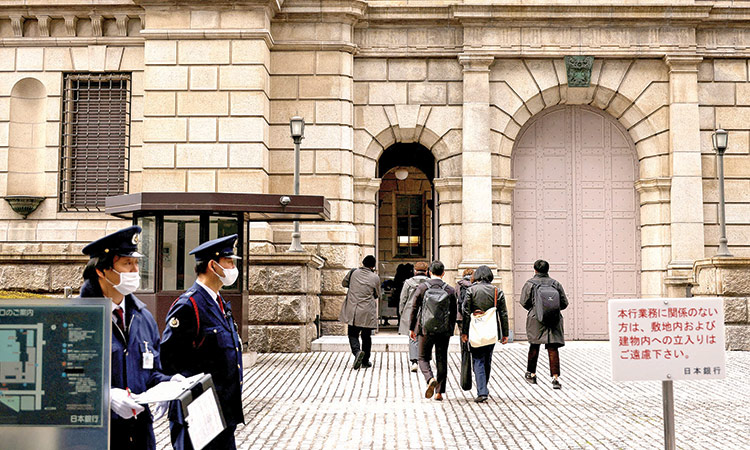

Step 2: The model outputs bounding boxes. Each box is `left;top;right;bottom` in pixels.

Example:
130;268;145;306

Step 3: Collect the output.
105;192;330;341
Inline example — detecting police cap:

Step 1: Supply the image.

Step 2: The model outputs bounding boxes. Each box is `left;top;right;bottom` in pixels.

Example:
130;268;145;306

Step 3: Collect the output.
82;226;144;258
189;234;240;263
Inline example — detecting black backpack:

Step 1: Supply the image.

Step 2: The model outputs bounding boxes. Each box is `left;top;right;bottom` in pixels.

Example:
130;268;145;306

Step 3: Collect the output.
420;281;453;335
531;279;561;328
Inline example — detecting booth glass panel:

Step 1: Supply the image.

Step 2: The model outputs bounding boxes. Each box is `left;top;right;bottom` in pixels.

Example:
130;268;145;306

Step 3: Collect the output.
162;215;200;291
137;216;156;291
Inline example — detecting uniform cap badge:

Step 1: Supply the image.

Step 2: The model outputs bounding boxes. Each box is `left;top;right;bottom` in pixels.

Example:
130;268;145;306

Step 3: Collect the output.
169;317;180;328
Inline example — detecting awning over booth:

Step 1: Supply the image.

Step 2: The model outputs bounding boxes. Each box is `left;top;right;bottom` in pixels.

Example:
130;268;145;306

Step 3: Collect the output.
105;192;330;221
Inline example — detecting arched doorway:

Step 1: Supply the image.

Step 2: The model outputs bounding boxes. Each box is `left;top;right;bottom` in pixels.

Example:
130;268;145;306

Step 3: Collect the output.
376;143;436;330
512;106;640;340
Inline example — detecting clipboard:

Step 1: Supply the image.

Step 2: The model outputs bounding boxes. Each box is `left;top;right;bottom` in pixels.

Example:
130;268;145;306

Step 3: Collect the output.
177;374;227;450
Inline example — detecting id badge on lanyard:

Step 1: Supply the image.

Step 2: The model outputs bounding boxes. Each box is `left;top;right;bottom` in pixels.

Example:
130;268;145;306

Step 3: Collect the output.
143;341;154;370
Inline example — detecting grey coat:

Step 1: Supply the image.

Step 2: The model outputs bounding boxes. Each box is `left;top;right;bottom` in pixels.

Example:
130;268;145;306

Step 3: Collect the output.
520;274;569;346
338;267;380;329
398;273;429;335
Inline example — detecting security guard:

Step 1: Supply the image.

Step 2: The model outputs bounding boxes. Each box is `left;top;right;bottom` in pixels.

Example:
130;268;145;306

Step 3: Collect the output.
79;226;181;450
161;234;244;450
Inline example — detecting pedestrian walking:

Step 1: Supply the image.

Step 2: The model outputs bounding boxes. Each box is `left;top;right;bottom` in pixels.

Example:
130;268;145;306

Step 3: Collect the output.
79;226;180;450
460;265;509;403
339;255;381;369
409;261;457;401
520;259;569;389
398;262;430;372
455;268;474;331
391;263;413;325
161;234;244;449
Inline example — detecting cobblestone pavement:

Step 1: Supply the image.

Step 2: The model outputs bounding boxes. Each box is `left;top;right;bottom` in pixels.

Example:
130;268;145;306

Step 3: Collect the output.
155;342;750;449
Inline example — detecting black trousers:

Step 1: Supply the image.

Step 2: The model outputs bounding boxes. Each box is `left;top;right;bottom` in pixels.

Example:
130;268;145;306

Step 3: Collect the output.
347;325;373;362
527;343;562;377
417;334;451;394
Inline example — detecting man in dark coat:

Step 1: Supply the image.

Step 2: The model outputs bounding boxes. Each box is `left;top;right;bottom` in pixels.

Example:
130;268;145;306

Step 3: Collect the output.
409;260;457;401
520;259;569;389
161;234;244;449
79;226;178;450
339;255;381;369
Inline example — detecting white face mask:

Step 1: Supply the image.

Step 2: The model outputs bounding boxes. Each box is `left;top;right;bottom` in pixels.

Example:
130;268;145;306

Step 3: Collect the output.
106;269;141;296
213;262;239;286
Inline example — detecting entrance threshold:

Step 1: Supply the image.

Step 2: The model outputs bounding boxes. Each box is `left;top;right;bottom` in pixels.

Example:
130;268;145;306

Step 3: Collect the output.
311;336;609;352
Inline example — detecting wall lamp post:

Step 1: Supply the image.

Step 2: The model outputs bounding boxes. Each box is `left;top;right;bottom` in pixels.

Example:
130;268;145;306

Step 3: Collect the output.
288;116;305;252
712;127;733;257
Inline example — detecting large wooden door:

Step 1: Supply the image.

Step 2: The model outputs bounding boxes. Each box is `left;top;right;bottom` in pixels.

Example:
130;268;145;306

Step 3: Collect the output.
512;106;640;340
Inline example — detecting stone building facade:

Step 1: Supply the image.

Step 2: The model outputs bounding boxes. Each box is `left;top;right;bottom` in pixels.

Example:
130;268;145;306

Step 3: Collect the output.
1;0;749;348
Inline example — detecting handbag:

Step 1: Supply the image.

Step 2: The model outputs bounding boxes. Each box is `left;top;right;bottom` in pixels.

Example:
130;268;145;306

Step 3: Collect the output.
468;288;499;348
460;341;472;391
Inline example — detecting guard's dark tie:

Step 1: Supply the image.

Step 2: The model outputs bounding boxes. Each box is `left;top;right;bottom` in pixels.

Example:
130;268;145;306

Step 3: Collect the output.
113;308;126;339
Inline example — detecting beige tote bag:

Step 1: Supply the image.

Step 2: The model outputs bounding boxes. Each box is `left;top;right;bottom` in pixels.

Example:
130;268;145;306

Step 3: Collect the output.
468;288;498;347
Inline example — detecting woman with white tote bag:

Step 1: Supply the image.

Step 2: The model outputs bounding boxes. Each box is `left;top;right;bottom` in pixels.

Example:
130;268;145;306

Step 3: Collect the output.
460;265;510;403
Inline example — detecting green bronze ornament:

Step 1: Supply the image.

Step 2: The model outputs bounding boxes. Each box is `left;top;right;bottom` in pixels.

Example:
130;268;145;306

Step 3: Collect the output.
565;56;595;88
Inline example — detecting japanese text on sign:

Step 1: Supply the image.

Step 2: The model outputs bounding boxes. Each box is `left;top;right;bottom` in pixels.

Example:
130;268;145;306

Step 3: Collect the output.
608;298;726;382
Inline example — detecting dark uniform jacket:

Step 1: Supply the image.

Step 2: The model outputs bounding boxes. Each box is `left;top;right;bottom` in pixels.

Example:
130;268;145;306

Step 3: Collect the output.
460;281;510;340
80;279;171;450
409;278;457;336
520;274;569;346
161;282;244;448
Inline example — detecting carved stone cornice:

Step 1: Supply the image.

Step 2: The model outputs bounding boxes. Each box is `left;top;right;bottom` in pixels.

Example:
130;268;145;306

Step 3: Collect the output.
635;177;671;205
665;55;703;73
9;15;23;37
64;15;77;37
90;14;103;37
114;14;129;37
458;54;494;72
36;15;50;37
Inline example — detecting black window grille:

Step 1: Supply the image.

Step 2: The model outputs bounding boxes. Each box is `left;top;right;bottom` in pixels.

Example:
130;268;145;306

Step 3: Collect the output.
60;73;131;211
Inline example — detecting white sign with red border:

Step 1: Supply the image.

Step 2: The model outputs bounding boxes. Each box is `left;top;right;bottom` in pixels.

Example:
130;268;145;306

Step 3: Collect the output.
608;297;726;382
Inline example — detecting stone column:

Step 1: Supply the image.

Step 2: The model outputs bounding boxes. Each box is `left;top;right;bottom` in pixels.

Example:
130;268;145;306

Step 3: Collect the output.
246;253;324;352
664;56;705;296
458;54;495;270
693;257;750;350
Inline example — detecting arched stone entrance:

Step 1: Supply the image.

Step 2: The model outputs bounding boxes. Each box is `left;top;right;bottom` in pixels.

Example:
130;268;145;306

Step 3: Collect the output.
512;105;641;340
375;143;436;329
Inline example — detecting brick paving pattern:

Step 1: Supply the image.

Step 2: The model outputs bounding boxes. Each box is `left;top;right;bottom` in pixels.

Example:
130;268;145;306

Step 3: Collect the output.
155;343;750;449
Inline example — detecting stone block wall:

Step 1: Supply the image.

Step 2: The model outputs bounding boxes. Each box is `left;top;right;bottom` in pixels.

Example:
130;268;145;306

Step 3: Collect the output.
693;257;750;350
698;59;750;259
246;252;324;352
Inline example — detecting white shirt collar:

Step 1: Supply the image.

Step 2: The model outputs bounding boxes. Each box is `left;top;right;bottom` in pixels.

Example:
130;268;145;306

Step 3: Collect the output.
196;280;221;306
430;275;443;280
111;300;125;318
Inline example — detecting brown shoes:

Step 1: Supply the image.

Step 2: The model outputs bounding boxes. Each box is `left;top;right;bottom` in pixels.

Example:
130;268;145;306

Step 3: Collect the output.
425;378;437;399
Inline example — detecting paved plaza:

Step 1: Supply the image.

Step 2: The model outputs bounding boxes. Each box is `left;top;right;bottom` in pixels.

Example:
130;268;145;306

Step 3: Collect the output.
155;341;750;449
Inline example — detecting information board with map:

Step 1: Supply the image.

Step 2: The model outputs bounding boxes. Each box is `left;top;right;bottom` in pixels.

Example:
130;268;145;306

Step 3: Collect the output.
0;300;107;427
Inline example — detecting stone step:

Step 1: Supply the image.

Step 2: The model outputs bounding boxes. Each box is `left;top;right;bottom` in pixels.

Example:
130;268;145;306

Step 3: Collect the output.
312;335;462;352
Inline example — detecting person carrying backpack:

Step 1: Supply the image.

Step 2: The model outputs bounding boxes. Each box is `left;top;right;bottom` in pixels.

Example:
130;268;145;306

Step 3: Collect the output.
398;262;430;373
520;259;569;390
409;261;457;401
460;265;509;403
455;268;474;330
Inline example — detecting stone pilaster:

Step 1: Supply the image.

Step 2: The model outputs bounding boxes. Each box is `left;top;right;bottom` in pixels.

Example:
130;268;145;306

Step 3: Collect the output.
492;177;516;291
353;177;381;255
458;54;495;270
664;56;705;296
246;253;324;352
434;177;462;281
693;257;750;351
635;178;672;297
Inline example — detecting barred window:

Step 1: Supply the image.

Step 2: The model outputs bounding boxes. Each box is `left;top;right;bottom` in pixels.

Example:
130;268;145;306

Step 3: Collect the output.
60;73;131;211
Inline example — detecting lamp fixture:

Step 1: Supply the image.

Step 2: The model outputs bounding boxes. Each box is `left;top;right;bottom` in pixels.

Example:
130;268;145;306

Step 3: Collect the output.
394;168;409;180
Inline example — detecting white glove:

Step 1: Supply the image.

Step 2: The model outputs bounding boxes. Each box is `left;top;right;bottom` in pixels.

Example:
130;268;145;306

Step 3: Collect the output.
151;401;168;421
171;373;186;382
110;388;145;419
